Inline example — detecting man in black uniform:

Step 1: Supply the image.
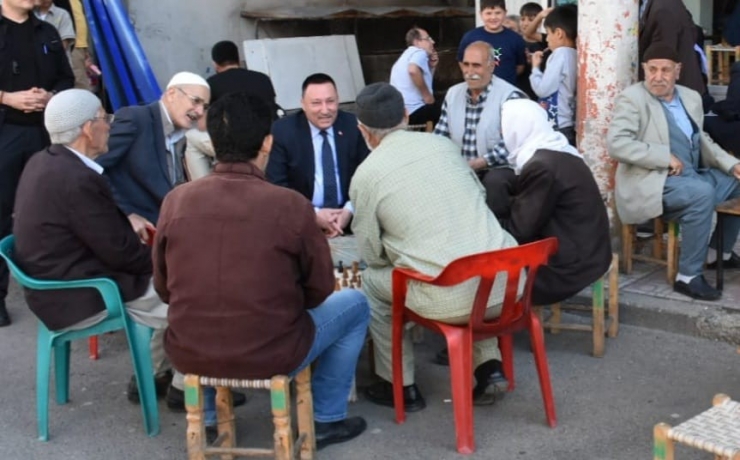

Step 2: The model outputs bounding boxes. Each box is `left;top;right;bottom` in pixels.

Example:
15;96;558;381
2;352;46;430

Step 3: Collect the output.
0;0;74;326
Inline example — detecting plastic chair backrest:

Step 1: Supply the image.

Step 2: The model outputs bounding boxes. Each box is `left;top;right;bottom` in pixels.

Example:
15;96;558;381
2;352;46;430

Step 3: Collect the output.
0;235;123;318
392;237;558;336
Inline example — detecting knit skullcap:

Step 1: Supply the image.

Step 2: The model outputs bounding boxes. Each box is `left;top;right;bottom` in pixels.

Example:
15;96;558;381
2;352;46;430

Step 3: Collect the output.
166;71;209;89
642;43;680;63
44;89;102;135
356;82;405;129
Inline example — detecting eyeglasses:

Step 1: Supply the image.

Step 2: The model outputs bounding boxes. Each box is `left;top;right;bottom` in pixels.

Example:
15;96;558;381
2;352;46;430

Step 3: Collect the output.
176;87;209;111
90;114;115;124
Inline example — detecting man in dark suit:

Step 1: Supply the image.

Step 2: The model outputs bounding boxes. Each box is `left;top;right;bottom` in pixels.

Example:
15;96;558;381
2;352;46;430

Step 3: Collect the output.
207;40;278;113
13;89;178;403
96;71;211;225
267;73;369;236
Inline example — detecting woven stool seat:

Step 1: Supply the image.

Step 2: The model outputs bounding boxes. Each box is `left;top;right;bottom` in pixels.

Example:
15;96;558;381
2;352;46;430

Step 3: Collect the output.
185;368;315;460
654;394;740;460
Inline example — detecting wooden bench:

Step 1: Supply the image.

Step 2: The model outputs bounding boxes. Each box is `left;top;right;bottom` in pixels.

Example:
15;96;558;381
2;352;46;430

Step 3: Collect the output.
706;44;740;86
184;367;315;460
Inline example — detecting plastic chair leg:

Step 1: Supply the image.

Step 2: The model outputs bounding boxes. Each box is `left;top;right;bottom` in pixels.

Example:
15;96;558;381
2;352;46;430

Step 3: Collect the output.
88;336;99;360
127;321;159;437
54;342;71;404
36;328;52;441
446;329;475;454
392;316;407;425
528;313;557;428
498;334;515;391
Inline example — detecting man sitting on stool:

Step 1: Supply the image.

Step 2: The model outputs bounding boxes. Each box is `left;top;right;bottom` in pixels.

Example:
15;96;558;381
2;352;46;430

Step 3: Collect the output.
608;44;740;301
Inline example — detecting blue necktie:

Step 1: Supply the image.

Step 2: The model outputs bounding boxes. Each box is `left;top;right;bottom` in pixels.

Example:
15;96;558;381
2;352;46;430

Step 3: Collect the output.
320;130;339;208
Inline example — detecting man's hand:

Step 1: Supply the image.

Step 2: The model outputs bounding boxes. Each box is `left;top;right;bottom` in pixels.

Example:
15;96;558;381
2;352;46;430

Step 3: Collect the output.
531;51;544;70
128;213;155;244
429;50;439;70
467;157;488;171
668;154;683;176
4;89;48;112
732;163;740;180
336;208;352;231
316;209;343;238
422;92;435;105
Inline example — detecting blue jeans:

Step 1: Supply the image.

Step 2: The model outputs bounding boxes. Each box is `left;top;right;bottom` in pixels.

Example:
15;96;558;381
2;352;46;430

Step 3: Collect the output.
203;289;369;425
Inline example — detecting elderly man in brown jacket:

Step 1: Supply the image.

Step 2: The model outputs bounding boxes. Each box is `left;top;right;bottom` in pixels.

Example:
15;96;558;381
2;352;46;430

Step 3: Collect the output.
153;92;369;450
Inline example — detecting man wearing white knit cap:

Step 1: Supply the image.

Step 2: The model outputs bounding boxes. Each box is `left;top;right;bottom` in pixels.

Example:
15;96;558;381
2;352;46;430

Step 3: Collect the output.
96;71;211;227
13;89;182;412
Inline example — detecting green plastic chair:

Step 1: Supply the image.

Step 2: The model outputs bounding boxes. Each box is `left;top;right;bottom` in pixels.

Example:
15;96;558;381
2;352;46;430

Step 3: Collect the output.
0;235;159;441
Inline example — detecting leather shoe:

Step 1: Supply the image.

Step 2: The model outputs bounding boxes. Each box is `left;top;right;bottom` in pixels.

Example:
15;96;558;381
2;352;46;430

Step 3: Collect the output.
205;426;218;445
166;385;247;413
433;347;449;366
674;275;721;301
707;252;740;270
364;381;426;412
0;300;10;327
473;359;508;406
315;416;367;450
127;370;172;403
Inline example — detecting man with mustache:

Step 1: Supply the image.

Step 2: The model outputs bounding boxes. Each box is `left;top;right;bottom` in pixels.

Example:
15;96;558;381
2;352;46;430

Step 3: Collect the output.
608;44;740;301
267;73;369;237
434;41;525;218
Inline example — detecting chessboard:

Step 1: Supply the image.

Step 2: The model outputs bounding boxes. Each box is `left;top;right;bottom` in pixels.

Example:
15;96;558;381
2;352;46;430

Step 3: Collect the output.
334;261;362;291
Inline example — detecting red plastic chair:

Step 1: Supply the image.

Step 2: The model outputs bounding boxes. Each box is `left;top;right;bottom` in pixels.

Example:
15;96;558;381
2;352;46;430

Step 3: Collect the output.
88;226;156;361
391;237;559;454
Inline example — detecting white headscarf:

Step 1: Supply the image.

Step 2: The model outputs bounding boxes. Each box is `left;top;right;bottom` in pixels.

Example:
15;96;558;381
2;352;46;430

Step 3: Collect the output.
501;99;581;174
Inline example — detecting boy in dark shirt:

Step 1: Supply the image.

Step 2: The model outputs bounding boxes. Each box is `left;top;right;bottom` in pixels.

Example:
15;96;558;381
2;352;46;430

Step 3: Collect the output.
517;2;548;99
457;0;526;86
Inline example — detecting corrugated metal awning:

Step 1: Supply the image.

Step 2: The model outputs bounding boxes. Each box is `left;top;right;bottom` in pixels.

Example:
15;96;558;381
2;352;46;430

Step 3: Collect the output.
240;5;475;21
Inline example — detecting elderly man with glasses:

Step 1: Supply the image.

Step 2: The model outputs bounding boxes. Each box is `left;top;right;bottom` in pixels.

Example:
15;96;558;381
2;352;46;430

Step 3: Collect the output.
389;27;441;125
13;89;181;411
97;72;210;227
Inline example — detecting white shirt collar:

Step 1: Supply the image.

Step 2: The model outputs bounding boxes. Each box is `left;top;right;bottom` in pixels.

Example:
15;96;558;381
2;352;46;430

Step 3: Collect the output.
66;146;104;175
309;122;334;139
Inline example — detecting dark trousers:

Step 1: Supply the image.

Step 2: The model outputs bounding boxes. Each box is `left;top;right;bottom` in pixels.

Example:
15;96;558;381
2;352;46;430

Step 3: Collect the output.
0;123;49;300
477;167;517;219
408;102;442;127
557;126;577;147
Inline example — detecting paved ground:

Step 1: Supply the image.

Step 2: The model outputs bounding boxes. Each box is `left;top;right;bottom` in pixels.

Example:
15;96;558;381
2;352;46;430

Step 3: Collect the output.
1;277;739;460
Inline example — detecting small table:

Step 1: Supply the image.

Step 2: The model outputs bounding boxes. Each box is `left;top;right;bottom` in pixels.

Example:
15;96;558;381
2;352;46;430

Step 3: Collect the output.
714;198;740;290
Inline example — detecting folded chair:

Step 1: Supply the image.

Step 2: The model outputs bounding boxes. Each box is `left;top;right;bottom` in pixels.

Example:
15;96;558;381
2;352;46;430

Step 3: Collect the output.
0;235;159;441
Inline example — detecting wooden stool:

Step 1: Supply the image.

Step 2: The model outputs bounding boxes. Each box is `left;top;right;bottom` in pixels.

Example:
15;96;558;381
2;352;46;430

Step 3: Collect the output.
184;367;315;460
714;198;740;291
535;253;619;357
621;219;679;284
654;393;740;459
706;44;740;86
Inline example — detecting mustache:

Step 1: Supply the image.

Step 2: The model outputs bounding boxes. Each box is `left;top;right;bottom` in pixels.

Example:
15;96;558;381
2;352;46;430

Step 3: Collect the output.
465;74;482;81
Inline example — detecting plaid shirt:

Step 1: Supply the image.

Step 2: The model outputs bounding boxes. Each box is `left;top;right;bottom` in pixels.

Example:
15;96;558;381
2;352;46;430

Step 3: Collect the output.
435;82;524;166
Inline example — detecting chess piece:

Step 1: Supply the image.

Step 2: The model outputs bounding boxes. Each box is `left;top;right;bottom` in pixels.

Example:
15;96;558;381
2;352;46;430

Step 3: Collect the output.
338;261;344;273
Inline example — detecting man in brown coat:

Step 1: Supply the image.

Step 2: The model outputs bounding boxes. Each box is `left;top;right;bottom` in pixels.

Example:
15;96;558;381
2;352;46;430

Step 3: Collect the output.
153;92;369;450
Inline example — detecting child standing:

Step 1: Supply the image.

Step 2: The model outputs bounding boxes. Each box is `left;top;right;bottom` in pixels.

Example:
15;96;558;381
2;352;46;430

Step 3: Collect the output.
529;5;578;146
457;0;526;86
517;2;549;99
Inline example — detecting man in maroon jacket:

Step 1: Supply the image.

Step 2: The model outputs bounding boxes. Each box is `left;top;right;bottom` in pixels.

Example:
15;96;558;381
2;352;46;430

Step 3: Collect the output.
153;92;369;450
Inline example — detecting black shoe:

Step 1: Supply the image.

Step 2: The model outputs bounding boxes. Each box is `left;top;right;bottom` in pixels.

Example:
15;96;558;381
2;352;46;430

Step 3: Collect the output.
472;360;508;406
0;300;10;327
364;381;426;412
707;252;740;270
315;417;367;450
674;275;721;301
165;385;248;413
127;370;172;404
205;426;218;445
434;347;449;366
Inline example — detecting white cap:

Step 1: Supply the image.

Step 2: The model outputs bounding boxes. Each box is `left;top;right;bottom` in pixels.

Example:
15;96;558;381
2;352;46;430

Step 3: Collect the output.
44;89;102;135
166;71;209;89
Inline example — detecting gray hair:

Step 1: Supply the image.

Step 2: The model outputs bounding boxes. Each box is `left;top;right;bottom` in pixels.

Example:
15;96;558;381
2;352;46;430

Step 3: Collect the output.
465;41;496;64
50;126;83;146
361;120;408;143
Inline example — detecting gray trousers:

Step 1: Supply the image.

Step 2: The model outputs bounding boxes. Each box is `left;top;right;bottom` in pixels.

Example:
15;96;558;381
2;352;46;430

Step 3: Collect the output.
363;266;501;385
62;280;183;389
662;169;740;277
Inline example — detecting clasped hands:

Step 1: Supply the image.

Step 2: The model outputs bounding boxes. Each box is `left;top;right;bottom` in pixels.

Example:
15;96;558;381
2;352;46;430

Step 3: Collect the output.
316;208;352;238
667;154;740;180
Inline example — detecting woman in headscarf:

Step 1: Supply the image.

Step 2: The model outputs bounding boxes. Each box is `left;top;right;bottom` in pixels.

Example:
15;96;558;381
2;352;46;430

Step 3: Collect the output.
498;98;612;305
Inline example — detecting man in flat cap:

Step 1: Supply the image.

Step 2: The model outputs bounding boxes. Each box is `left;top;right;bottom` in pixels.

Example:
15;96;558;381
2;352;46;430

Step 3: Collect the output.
97;71;211;227
13;89;180;408
608;43;740;301
350;82;519;411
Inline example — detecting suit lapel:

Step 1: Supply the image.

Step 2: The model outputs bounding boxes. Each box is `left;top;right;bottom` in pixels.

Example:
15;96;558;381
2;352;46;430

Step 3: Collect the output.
298;113;315;198
150;103;171;183
333;115;350;200
642;84;670;145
